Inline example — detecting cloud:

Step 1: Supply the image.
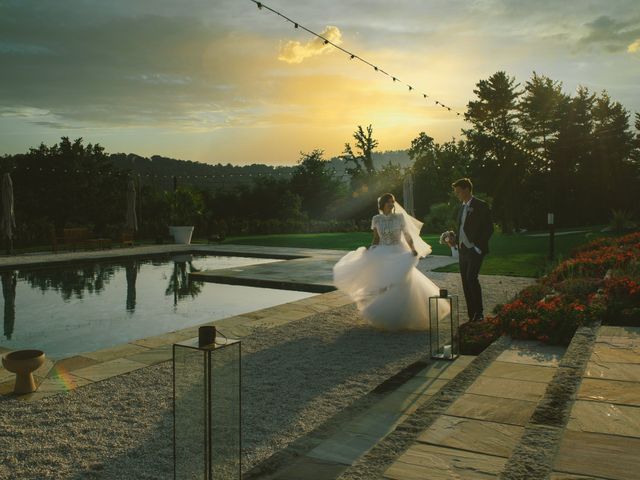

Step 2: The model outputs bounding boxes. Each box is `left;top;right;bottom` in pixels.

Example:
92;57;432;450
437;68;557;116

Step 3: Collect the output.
577;15;640;52
278;26;342;64
629;38;640;53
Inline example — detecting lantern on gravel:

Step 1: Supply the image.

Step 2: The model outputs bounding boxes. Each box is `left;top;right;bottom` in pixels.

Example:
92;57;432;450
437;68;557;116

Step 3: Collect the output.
429;289;459;360
173;326;241;480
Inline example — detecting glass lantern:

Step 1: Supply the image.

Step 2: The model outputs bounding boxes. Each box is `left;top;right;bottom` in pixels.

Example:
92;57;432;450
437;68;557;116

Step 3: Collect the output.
173;331;241;480
429;289;459;360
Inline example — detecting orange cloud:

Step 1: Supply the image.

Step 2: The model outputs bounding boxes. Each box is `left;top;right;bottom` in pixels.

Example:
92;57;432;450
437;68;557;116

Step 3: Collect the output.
278;26;343;64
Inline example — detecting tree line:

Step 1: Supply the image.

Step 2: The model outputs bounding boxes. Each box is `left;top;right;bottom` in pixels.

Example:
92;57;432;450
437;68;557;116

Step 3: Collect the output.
1;70;638;246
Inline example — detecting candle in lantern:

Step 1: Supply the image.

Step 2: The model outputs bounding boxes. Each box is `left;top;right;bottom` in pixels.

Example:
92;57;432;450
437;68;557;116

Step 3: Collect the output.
443;344;452;358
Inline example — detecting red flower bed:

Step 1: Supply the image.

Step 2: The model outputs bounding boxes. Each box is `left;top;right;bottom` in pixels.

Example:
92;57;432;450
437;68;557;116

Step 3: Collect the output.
460;231;640;354
549;245;639;282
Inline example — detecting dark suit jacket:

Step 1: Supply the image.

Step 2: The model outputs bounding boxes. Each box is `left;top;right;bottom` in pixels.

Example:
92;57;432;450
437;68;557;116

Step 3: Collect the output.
456;197;494;254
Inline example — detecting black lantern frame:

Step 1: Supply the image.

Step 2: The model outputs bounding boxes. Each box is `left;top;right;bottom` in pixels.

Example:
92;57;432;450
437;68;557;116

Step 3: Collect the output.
173;335;241;480
429;291;459;360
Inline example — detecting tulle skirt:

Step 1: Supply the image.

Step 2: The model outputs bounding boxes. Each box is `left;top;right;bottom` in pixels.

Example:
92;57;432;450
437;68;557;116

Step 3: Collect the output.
333;244;444;331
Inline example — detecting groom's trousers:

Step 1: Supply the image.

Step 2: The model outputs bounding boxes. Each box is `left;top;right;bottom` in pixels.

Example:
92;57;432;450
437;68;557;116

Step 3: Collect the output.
459;245;484;321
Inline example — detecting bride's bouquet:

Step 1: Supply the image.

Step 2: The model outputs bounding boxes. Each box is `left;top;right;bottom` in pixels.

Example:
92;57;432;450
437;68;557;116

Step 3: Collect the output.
439;231;459;258
439;231;456;246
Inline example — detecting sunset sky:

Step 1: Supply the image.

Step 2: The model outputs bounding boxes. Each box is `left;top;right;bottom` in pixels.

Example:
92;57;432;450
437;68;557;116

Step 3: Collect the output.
1;0;639;165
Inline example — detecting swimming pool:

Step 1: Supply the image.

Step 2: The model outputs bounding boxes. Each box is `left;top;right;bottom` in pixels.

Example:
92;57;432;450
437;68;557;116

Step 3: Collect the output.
0;254;317;359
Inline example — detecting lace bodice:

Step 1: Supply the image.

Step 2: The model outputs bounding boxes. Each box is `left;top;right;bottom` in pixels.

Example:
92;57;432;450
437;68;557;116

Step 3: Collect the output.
372;213;407;246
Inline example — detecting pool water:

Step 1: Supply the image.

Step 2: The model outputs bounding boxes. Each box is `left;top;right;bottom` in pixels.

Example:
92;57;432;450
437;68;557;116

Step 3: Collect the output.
0;254;316;359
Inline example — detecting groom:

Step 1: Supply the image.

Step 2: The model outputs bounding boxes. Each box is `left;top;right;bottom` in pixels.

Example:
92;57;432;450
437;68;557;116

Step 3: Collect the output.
451;178;493;322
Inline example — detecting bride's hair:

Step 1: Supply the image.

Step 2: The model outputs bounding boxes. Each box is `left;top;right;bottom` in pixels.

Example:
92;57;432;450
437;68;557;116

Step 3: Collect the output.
378;193;395;212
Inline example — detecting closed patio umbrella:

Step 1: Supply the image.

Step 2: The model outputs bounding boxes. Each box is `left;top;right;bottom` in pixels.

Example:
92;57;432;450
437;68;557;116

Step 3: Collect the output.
403;173;415;217
125;179;138;232
1;173;15;253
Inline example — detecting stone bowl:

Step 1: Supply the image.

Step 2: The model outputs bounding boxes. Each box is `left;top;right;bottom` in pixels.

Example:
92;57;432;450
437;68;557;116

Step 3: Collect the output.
2;349;46;394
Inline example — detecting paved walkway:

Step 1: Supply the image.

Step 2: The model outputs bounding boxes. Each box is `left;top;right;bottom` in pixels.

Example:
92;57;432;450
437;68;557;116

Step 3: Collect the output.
191;248;457;293
550;326;640;480
382;340;565;480
269;356;476;480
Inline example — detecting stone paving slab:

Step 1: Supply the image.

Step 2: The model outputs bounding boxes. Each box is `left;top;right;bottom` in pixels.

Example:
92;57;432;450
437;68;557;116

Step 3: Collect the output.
577;378;640;407
394;377;449;396
553;430;640;480
125;345;174;366
591;344;640;364
595;335;640;348
551;326;640;480
413;355;475;380
566;400;640;438
71;357;148;382
583;361;640;383
480;360;557;383
383;443;507;480
80;343;150;363
549;473;612;480
417;415;525;458
270;456;348;480
465;376;548;402
495;341;565;367
307;430;380;466
46;355;100;376
288;356;464;476
446;393;539;426
597;326;640;338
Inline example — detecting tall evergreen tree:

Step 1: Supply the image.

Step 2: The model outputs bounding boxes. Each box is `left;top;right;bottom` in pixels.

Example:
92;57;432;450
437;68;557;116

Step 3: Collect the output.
589;92;636;219
551;86;595;225
518;72;567;228
464;71;523;232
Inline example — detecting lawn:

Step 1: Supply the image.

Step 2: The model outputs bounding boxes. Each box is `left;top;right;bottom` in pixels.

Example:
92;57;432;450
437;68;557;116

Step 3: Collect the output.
221;227;611;278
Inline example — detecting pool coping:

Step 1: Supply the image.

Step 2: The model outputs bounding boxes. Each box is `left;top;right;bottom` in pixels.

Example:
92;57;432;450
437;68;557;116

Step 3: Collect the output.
0;244;354;401
0;288;353;401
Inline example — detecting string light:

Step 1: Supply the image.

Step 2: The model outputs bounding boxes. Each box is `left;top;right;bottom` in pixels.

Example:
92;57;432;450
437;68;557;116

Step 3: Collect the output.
248;0;550;164
4;164;358;182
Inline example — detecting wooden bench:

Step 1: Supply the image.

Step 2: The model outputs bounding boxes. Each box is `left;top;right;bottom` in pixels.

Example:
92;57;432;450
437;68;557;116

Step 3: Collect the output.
121;231;134;247
51;227;111;252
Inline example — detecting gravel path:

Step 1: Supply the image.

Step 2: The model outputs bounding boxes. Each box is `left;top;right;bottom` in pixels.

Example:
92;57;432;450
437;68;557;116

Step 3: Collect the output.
0;272;533;480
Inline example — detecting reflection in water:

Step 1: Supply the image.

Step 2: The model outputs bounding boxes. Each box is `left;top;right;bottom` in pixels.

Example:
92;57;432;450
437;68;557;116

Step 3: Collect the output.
1;271;16;339
125;261;140;313
0;255;312;358
166;255;203;307
19;264;116;301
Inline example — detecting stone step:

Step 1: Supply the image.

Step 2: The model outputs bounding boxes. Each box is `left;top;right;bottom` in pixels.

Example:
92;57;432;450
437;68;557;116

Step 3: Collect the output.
264;355;476;480
381;340;566;480
550;326;640;480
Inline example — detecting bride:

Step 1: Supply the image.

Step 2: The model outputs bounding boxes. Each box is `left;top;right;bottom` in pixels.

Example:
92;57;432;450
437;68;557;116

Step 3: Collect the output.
333;193;444;331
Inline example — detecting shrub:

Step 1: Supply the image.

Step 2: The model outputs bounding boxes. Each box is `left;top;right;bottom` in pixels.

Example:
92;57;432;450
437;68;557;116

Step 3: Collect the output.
459;318;499;355
610;209;636;233
423;202;457;233
470;229;640;353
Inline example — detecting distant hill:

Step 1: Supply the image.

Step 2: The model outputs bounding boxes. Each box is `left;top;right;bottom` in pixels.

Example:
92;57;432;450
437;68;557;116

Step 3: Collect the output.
109;150;412;192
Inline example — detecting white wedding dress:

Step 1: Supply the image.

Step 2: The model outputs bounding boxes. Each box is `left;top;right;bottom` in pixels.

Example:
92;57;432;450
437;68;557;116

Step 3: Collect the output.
333;209;445;331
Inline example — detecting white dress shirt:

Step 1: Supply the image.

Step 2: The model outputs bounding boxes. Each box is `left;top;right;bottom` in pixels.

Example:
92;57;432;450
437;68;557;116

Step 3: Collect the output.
459;197;482;254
